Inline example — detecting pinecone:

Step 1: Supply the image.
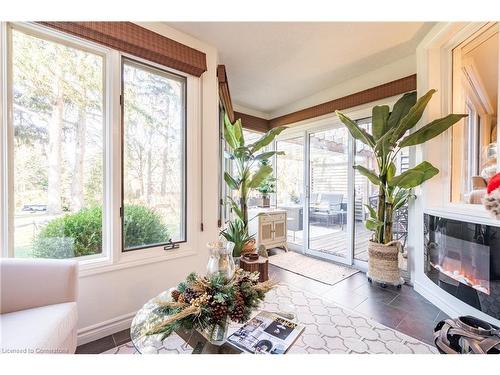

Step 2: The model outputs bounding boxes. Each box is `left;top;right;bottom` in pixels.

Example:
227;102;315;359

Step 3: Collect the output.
171;289;181;302
183;288;198;303
230;292;246;323
178;294;186;303
210;301;228;323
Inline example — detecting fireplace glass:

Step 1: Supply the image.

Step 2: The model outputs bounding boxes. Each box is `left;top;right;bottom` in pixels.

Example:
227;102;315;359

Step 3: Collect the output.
424;214;500;320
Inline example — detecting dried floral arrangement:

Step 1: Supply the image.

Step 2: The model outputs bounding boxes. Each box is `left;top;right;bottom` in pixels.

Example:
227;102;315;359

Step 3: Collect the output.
145;269;275;337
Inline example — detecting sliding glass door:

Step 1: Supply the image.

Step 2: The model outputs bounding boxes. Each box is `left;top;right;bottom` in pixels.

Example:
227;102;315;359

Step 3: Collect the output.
306;127;351;263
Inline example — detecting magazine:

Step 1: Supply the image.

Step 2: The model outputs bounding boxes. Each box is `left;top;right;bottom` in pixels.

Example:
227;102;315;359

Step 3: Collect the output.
227;311;304;354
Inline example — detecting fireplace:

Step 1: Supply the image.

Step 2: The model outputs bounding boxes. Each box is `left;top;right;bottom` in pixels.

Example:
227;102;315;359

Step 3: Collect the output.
424;214;500;320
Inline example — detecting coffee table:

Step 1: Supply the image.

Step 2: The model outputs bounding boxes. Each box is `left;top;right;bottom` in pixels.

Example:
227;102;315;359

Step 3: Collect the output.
130;289;297;354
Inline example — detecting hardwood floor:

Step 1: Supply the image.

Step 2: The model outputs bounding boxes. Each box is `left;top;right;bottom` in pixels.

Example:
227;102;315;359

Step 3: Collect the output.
77;258;445;353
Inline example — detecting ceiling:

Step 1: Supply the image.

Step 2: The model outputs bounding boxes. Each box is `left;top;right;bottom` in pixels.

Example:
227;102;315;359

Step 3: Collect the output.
169;22;434;115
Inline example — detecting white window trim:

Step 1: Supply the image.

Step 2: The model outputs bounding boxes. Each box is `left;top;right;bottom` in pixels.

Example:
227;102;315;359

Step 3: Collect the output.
0;22;202;276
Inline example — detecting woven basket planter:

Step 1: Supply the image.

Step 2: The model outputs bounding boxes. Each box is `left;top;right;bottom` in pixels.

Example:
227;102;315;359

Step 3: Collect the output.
367;241;404;287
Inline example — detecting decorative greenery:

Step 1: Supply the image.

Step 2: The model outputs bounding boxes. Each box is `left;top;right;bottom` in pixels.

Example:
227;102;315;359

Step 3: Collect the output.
336;90;466;244
256;159;277;196
145;269;275;338
222;114;286;255
219;219;252;258
33;205;169;258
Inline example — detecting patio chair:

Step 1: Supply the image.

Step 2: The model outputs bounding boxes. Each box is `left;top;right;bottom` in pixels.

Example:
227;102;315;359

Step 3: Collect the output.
310;193;344;229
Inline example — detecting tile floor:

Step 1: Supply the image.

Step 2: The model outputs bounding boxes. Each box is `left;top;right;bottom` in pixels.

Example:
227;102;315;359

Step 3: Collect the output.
76;255;446;354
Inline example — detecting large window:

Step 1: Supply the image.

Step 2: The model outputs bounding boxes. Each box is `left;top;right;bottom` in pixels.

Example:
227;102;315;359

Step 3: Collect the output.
3;23;191;261
11;27;105;259
122;59;186;250
451;24;499;204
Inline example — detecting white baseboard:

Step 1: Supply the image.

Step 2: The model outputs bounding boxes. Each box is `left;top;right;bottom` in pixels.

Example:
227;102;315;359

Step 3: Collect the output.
77;311;137;346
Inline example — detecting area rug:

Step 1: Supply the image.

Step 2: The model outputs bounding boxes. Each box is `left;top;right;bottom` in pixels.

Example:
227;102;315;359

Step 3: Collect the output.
103;283;436;354
268;251;358;285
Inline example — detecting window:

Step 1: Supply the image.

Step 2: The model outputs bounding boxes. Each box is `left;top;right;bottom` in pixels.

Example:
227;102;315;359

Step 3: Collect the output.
122;59;186;250
10;26;105;259
451;24;499;204
2;23;194;262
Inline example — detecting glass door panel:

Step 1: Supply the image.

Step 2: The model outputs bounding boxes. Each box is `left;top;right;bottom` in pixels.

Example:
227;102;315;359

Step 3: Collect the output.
307;127;349;262
353;119;376;262
276;137;305;247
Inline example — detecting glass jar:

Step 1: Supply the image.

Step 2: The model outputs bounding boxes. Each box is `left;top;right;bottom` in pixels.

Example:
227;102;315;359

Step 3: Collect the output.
218;242;236;279
206;241;221;277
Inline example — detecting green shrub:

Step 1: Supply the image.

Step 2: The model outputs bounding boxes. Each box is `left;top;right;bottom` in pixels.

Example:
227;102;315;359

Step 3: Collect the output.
123;205;170;249
33;205;169;258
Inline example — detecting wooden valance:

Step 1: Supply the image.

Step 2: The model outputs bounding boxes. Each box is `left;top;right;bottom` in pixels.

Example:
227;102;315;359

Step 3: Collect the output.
38;22;207;77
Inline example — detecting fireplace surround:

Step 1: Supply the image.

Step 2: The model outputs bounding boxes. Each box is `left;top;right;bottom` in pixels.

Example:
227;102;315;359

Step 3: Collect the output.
424;214;500;320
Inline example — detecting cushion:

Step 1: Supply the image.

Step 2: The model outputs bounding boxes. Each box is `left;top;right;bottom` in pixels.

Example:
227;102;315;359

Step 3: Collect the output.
0;302;77;354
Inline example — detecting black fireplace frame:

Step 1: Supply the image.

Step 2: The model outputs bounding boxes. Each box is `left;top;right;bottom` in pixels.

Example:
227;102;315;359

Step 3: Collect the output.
424;214;500;320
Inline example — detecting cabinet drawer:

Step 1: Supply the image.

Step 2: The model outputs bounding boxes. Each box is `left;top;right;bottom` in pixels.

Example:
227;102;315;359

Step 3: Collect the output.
260;213;285;223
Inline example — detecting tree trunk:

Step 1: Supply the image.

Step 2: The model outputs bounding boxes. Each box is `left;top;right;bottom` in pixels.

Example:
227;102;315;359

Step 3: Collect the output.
376;186;385;243
47;84;64;215
383;202;393;244
146;147;153;205
160;144;170;196
71;107;86;211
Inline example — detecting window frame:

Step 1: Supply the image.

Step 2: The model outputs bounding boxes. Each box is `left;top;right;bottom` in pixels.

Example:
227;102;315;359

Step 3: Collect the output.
0;22;201;273
120;56;188;252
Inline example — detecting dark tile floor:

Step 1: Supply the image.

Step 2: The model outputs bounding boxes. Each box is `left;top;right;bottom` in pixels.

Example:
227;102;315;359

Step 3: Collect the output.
77;255;446;353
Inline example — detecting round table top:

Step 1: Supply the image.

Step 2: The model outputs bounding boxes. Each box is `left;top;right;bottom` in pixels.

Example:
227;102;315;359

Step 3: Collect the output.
130;290;176;354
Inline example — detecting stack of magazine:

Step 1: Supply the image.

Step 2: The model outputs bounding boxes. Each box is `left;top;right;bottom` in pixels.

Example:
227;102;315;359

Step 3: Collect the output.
227;311;304;354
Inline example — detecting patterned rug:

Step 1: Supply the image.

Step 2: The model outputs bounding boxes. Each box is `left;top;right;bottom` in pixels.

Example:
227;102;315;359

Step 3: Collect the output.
268;251;359;285
103;283;436;354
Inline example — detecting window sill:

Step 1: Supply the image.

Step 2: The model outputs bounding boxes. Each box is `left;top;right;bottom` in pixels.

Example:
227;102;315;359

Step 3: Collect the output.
78;247;198;278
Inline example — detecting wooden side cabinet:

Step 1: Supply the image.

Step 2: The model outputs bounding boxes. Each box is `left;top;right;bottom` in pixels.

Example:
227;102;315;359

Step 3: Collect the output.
249;209;288;251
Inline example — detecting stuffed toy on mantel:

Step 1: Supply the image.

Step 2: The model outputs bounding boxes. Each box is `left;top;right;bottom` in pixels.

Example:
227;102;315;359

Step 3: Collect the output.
483;172;500;219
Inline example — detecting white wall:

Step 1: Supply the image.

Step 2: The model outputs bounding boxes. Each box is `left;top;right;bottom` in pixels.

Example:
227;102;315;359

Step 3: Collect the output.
77;23;220;345
270;54;416;119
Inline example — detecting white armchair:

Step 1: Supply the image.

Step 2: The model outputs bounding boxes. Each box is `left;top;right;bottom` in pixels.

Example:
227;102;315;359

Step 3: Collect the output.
0;258;78;354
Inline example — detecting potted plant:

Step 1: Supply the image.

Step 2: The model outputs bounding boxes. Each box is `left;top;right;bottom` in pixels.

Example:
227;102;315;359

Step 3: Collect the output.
336;90;466;286
221;114;286;257
256;159;277;208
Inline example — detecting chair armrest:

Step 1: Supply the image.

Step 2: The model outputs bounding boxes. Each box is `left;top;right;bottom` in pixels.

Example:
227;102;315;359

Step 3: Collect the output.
1;258;78;314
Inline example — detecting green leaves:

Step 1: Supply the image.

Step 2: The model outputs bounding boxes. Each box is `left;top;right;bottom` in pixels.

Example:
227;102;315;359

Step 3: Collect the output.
390;161;439;189
398;114;467;148
354;165;381;186
387;91;417;130
250;127;287;152
253;150;285;161
248;164;273;189
372;105;390;140
224;172;239;190
390;89;436;143
224;113;239;149
336;111;375;147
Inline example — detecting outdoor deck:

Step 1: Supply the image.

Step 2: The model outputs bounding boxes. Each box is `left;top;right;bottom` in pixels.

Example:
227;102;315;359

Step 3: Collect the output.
287;222;372;261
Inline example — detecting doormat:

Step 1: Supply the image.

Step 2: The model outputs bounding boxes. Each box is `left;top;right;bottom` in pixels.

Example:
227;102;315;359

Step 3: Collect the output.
268;251;359;285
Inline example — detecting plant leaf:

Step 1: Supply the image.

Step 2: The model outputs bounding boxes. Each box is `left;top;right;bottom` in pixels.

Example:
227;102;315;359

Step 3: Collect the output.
225;196;243;221
250;127;287;152
336;111;375;147
398;114;467;148
390;161;439;189
248;164;273;189
224;172;239;190
253;151;285;161
354;165;381;186
386;162;396;182
390;89;436;143
372;105;390;140
224;113;238;149
233;118;243;146
365;218;383;231
364;204;377;220
387;92;417;130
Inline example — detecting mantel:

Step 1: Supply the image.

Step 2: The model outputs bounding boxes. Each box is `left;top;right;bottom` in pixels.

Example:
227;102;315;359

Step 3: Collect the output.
425;205;500;228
